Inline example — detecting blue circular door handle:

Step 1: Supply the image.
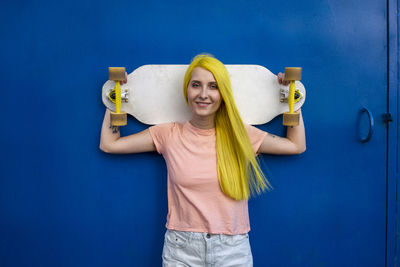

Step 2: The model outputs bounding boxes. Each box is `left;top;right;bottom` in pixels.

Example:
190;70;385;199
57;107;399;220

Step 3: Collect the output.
359;107;374;143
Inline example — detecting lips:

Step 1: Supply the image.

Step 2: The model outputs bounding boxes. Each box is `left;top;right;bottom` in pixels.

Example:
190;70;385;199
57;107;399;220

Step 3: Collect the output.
196;101;211;107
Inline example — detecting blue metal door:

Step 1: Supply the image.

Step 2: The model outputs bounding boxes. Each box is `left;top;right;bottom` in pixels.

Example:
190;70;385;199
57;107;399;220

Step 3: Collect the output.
250;1;389;266
0;0;393;266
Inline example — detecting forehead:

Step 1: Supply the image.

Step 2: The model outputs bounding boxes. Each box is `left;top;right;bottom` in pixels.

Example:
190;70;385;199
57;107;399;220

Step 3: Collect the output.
190;67;216;82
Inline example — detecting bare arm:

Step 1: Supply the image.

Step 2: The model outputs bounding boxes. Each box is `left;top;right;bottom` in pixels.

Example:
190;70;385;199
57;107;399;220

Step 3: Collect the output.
257;71;306;155
258;109;306;155
99;109;156;154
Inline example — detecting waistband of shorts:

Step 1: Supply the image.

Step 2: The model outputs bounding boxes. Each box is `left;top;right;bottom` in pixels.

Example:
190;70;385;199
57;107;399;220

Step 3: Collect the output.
166;229;248;240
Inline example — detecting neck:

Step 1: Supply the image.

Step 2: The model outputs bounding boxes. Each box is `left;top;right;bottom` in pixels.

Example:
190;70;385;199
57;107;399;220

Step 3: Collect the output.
190;115;215;129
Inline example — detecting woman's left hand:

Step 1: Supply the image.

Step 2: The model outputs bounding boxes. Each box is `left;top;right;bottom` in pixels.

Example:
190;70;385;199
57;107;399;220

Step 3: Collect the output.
277;72;290;86
121;71;128;85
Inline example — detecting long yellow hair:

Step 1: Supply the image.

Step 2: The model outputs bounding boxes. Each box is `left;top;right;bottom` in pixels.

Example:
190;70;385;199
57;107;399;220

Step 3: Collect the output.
183;54;271;200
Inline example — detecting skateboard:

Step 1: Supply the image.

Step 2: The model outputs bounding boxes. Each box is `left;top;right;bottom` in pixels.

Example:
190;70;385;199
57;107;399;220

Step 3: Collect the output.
102;65;305;125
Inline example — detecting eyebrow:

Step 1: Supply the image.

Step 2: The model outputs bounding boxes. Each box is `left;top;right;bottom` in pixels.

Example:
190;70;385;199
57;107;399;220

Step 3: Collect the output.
191;80;217;84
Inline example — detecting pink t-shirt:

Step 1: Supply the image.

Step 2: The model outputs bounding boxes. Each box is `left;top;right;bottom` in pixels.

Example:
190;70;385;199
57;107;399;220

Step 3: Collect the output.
149;121;267;235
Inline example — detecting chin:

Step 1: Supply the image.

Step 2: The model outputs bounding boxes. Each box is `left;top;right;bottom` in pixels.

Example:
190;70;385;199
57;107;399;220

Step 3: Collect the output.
192;109;214;118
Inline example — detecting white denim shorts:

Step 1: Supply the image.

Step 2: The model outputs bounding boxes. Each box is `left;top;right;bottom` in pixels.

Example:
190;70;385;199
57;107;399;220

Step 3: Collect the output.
162;229;253;267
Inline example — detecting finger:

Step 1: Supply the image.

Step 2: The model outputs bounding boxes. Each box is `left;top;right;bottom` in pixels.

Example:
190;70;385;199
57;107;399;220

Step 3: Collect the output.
279;72;290;85
122;72;128;84
277;72;284;84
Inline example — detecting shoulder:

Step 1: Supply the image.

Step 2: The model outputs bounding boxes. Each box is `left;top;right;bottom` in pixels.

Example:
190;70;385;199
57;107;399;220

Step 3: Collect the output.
243;124;268;154
148;122;182;154
150;122;177;131
149;122;184;137
244;124;267;138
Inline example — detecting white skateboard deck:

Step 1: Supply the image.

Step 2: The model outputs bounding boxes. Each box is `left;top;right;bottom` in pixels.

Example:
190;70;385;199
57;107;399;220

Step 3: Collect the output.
102;65;305;125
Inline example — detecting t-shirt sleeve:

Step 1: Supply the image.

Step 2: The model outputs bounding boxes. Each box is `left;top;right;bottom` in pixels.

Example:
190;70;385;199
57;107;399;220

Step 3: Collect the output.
148;123;175;154
245;124;267;154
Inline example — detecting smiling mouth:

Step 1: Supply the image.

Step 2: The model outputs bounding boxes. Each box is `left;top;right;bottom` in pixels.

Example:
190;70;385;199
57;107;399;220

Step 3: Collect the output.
196;102;211;107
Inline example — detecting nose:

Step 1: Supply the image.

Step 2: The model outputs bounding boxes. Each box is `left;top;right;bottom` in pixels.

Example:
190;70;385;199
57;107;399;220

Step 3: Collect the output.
199;86;208;99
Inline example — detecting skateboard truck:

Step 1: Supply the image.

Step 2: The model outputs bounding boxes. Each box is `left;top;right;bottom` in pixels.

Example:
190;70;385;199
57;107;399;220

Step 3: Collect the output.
283;67;302;126
280;87;302;103
108;67;127;127
108;88;129;104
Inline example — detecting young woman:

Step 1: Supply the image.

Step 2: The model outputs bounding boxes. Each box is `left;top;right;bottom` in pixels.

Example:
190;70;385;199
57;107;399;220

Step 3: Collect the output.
100;54;306;266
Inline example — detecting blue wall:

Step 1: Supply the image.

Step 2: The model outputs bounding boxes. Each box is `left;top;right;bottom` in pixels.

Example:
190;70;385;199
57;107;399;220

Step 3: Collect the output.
0;0;397;266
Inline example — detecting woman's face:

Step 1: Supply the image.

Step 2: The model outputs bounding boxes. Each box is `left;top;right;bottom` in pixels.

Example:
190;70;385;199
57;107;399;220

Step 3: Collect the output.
187;67;222;120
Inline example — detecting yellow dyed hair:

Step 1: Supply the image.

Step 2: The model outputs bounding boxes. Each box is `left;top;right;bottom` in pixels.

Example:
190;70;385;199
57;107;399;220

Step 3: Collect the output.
183;54;272;200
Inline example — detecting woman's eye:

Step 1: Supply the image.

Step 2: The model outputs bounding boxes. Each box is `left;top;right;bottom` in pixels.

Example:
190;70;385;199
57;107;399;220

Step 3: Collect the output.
211;84;218;89
192;83;199;87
